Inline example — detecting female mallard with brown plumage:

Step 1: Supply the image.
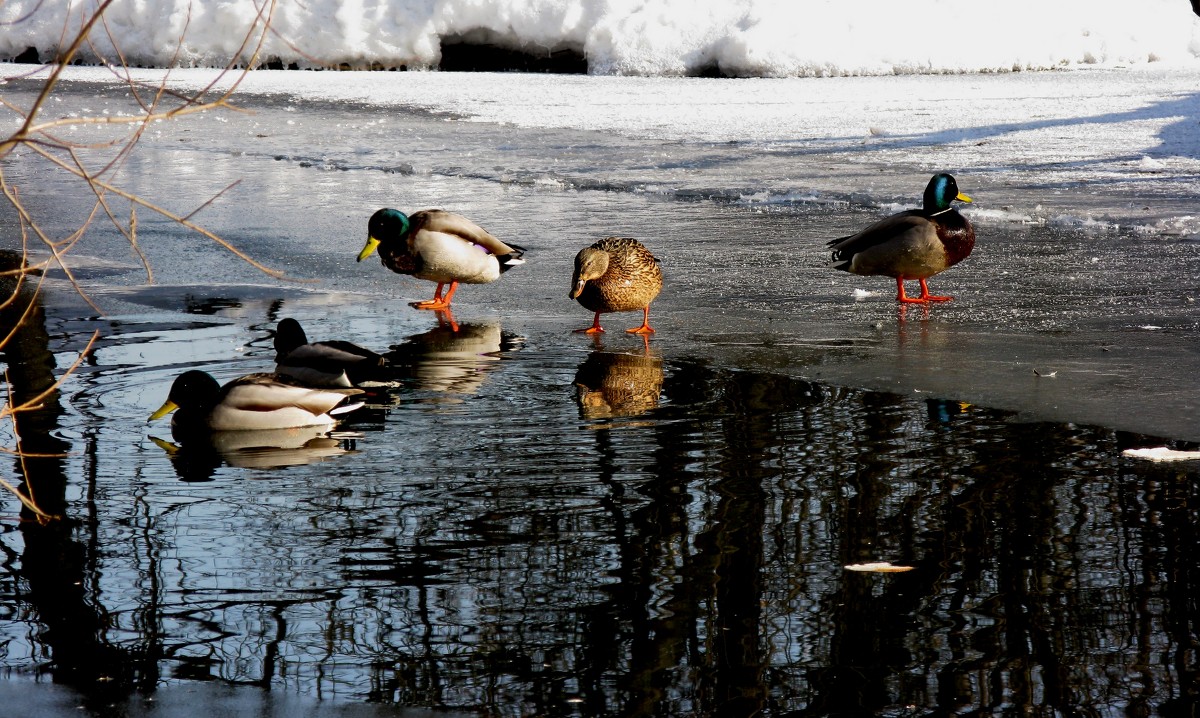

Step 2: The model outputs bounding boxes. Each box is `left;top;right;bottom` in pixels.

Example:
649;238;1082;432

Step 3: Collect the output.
570;237;663;334
357;208;525;310
828;173;975;303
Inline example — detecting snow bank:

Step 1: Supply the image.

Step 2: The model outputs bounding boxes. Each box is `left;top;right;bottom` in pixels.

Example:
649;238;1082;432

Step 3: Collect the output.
1;0;1199;76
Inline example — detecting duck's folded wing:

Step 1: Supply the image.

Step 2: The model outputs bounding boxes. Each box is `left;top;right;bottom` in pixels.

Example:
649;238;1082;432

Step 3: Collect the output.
225;375;363;416
287;341;385;366
413;209;521;256
828;212;926;254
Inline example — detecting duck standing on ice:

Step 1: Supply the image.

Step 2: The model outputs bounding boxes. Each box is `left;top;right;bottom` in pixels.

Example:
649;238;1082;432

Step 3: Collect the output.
828;173;975;304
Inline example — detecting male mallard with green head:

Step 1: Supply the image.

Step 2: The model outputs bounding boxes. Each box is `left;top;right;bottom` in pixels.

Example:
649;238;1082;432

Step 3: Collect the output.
828;173;975;303
149;370;363;432
357;208;525;310
570;237;663;334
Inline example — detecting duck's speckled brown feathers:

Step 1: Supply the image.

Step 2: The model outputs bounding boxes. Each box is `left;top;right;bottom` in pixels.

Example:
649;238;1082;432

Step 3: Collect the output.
570;237;663;314
574;350;664;420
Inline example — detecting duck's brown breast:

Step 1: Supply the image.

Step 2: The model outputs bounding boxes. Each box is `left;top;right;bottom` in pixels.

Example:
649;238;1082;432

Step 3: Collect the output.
936;211;975;268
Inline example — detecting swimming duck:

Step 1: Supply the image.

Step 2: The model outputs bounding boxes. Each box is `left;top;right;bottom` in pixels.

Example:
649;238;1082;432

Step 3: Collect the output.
148;370;364;432
570;237;663;334
828;173;975;303
273;317;389;387
357;208;525;310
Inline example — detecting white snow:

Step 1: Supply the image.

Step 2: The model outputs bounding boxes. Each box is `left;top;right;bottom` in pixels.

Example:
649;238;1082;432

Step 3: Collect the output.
5;4;1200;234
1;0;1199;76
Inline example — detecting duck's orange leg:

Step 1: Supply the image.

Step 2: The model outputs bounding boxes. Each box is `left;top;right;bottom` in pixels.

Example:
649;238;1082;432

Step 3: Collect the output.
412;281;459;310
410;283;444;309
917;278;953;302
626;306;655;334
574;312;605;334
896;277;926;304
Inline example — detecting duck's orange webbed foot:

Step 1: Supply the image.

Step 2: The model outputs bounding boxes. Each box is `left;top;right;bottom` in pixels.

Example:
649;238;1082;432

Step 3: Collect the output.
625;307;655;334
896;277;952;304
916;278;953;302
410;281;459;311
573;312;605;334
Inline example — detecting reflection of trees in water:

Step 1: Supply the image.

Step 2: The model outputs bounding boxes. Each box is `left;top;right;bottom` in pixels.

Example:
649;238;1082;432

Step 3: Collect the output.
0;251;161;706
7;304;1199;715
140;369;1200;712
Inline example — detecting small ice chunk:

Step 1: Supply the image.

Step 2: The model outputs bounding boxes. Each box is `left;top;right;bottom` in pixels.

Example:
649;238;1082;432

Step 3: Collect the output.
852;289;879;301
1137;155;1165;171
1123;447;1200;462
845;562;914;573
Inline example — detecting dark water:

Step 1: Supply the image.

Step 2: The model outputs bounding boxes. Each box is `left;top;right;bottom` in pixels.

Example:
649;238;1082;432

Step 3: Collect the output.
1;76;1199;716
0;276;1197;717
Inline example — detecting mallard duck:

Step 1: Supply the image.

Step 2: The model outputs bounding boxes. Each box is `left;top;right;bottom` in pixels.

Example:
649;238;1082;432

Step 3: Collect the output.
148;370;364;431
273;317;389;387
828;173;975;303
357;208;525;310
570;237;663;334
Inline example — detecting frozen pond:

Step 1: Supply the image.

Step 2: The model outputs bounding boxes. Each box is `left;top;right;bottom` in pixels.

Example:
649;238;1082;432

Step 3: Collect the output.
0;68;1198;715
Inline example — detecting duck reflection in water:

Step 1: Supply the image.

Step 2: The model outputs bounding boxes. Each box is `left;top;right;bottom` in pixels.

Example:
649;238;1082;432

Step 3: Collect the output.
574;345;664;420
384;317;523;398
150;427;357;482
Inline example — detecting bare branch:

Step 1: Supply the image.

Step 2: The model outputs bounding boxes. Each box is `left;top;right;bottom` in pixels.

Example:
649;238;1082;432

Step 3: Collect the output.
1;0;120;160
0;331;99;422
27;143;290;278
0;0;294;521
182;180;243;222
0;178;103;312
0;0;51;27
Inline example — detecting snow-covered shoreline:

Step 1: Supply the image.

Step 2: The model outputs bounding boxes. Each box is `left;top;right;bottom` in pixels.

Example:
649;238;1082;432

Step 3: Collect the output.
2;0;1199;76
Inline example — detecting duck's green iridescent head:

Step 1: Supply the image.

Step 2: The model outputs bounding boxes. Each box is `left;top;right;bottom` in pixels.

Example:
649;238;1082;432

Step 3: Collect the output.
924;173;972;213
358;208;412;262
148;370;221;422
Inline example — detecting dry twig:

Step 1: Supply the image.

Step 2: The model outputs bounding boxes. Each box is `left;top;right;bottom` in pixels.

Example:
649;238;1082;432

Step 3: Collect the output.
0;0;283;517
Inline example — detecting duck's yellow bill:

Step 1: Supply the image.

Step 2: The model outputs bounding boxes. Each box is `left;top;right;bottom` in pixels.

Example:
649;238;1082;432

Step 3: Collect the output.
357;236;380;262
956;192;973;203
148;399;179;422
